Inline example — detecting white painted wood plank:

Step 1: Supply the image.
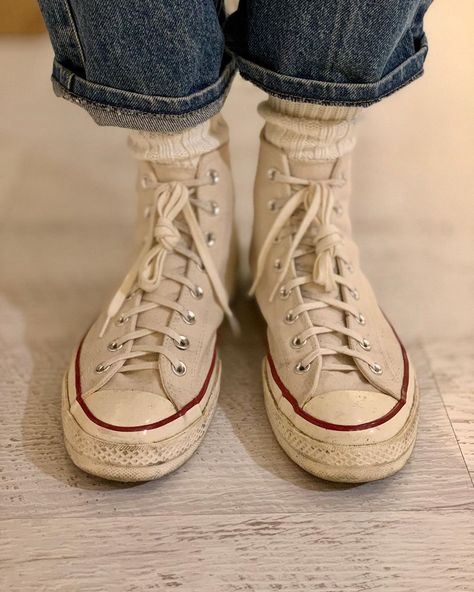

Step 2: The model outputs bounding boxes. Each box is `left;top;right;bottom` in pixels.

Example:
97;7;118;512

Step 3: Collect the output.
2;511;473;592
0;2;473;591
425;338;474;481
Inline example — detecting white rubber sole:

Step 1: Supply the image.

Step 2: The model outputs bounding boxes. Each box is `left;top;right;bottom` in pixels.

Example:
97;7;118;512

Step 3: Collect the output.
61;362;221;482
263;361;419;483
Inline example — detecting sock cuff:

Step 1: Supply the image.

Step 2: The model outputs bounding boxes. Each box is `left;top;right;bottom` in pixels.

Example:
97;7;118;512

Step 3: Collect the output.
265;96;361;122
259;97;361;161
127;114;228;166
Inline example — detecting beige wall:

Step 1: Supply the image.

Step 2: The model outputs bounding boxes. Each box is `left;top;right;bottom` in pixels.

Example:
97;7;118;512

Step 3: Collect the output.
0;0;44;34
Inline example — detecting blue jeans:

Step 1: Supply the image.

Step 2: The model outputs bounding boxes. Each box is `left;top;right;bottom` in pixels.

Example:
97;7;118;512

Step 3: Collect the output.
38;0;432;132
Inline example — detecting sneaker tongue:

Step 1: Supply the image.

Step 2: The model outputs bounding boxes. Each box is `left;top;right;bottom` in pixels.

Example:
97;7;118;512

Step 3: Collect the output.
150;161;197;182
300;259;351;377
289;158;345;357
105;162;197;396
288;157;336;182
106;254;187;397
287;157;376;393
138;161;197;344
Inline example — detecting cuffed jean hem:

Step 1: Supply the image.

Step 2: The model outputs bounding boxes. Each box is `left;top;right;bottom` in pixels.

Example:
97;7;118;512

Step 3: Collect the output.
51;57;237;133
230;36;428;107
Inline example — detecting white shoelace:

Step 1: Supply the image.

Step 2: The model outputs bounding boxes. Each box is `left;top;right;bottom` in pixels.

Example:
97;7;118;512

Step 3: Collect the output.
97;168;237;375
250;171;381;375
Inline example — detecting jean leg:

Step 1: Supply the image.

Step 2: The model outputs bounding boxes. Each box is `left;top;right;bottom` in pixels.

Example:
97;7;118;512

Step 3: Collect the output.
225;0;432;106
38;0;235;131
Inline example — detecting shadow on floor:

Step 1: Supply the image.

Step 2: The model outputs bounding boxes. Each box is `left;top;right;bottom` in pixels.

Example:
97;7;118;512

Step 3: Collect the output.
0;150;136;492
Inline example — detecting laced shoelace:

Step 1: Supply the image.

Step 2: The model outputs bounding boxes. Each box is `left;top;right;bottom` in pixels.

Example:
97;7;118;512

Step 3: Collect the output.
96;168;237;376
250;170;382;376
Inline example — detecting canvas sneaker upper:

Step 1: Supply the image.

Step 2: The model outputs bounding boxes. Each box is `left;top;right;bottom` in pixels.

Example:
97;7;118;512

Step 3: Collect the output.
251;137;416;440
66;144;236;439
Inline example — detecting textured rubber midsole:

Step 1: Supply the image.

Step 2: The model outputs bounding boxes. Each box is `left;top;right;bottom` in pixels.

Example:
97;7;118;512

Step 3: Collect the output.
263;360;419;472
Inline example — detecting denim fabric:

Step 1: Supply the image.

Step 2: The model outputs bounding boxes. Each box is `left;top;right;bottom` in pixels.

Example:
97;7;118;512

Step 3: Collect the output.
226;0;433;105
38;0;432;131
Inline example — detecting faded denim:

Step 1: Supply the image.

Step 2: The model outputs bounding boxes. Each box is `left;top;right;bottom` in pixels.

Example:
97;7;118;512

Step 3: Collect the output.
38;0;432;132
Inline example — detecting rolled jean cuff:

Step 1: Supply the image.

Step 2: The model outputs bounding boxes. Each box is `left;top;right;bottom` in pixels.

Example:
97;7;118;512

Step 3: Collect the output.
231;36;428;107
51;55;237;133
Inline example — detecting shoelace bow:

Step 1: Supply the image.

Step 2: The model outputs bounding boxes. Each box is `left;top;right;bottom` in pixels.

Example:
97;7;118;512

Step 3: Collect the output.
250;171;379;374
97;170;237;374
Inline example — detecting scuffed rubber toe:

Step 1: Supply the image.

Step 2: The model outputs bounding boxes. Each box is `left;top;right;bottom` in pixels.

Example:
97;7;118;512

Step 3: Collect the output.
82;389;176;430
303;389;396;427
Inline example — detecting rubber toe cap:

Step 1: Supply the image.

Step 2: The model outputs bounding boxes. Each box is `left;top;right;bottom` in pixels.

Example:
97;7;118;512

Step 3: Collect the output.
83;389;177;428
303;390;396;428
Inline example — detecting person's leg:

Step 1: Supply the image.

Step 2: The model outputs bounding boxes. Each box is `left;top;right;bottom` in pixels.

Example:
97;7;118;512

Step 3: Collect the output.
38;1;237;481
226;1;431;483
38;0;235;130
226;0;431;106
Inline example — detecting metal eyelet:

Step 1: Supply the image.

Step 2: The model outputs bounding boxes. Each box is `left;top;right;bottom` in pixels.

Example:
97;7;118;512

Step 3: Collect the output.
107;341;123;352
172;361;187;376
182;310;196;324
291;336;307;349
273;236;281;244
346;262;354;273
206;232;216;247
140;175;153;189
295;361;311;374
267;199;277;212
210;201;220;216
116;314;129;326
208;169;220;185
174;336;189;351
95;363;111;374
356;313;366;325
191;285;204;299
360;338;372;351
333;203;343;216
349;288;360;300
369;362;383;375
267;168;278;181
279;286;292;300
285;310;299;324
274;259;282;271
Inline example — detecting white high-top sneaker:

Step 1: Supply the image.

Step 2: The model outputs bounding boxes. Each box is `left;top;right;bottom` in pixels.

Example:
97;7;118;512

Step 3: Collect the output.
251;136;419;483
62;144;237;482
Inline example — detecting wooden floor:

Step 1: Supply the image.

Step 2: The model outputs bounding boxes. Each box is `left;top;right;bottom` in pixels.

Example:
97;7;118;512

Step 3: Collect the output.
0;2;473;590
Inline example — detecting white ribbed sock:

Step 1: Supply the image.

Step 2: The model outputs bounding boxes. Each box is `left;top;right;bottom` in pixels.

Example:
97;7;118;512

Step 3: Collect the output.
258;97;361;161
127;114;228;168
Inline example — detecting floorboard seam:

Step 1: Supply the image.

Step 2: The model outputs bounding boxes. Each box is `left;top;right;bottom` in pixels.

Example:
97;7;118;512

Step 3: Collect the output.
421;340;474;489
